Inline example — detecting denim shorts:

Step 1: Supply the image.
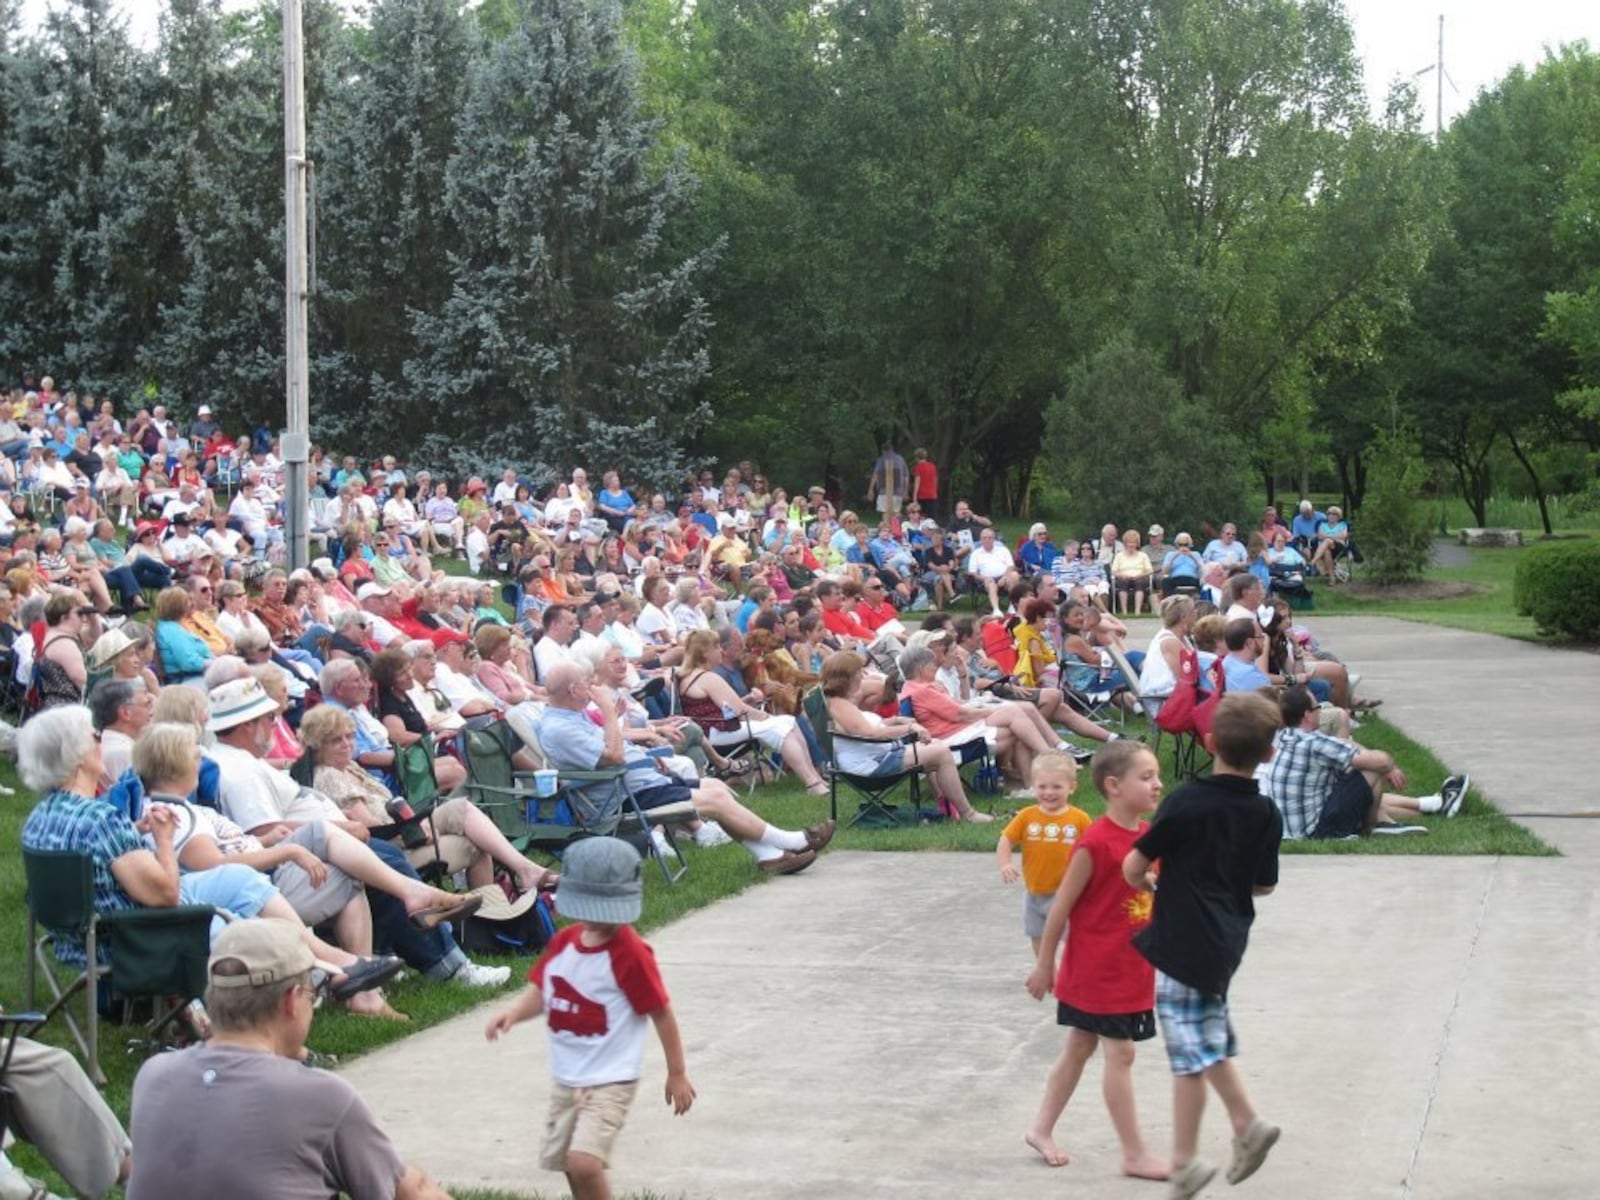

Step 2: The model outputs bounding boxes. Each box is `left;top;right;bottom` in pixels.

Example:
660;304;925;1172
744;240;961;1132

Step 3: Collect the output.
1155;971;1238;1075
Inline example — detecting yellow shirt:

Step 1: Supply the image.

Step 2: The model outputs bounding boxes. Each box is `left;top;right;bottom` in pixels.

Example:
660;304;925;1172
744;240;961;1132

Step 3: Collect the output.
1012;623;1057;689
709;534;750;568
182;611;232;654
1002;803;1092;896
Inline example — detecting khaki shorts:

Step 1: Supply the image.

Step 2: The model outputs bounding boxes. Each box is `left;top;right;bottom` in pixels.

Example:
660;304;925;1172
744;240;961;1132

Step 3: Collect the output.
539;1081;639;1172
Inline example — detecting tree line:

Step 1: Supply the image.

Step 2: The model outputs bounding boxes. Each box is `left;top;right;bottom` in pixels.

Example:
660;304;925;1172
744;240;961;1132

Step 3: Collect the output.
1;0;1596;525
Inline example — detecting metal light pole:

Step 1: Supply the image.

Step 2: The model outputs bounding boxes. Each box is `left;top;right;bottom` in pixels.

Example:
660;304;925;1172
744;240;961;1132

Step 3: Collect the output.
282;0;310;570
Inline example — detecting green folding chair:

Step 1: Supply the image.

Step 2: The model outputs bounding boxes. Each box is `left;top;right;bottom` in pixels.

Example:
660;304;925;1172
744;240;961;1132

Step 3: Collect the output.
23;849;217;1086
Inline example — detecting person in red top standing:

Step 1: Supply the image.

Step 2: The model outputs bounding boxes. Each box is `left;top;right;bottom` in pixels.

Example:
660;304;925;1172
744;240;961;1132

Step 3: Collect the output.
911;447;939;522
1023;741;1168;1180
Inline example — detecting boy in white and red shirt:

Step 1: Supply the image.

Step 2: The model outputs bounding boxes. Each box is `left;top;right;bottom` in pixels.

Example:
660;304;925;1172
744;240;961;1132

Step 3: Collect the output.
486;837;695;1198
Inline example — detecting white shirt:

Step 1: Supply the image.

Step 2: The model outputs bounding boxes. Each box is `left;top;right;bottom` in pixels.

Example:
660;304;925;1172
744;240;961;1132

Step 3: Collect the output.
636;604;677;645
967;544;1015;580
204;527;245;559
364;612;404;647
465;527;490;575
491;480;521;507
211;741;341;832
434;661;499;713
534;635;575;682
163;532;209;564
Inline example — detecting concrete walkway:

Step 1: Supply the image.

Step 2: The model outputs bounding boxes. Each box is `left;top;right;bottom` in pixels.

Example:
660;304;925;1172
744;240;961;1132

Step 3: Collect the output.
342;617;1600;1199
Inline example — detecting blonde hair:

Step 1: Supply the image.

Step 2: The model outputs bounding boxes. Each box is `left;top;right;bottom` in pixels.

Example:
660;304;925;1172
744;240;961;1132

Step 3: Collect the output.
132;722;202;791
298;703;355;753
152;684;209;730
1029;750;1079;787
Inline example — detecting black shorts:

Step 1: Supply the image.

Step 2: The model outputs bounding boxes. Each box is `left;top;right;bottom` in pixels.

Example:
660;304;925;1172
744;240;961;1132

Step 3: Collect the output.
634;783;695;811
1057;1002;1156;1042
1312;770;1375;839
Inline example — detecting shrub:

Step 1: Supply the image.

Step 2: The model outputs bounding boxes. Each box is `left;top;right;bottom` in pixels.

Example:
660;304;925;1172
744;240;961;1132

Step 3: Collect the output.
1513;539;1600;641
1357;429;1435;585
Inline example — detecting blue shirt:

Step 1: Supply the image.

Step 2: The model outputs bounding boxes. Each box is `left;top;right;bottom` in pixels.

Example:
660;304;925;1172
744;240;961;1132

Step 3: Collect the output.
537;706;646;821
1222;654;1272;692
1291;512;1322;541
1203;539;1248;566
22;789;144;964
1019;539;1061;574
597;488;635;515
1163;548;1202;580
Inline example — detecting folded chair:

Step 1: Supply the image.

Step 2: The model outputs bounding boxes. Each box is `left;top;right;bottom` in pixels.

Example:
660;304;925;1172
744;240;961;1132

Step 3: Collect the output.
806;688;922;827
23;849;218;1086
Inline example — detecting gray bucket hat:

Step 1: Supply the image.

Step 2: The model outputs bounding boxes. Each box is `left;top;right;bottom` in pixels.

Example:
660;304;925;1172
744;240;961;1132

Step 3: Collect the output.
555;837;644;924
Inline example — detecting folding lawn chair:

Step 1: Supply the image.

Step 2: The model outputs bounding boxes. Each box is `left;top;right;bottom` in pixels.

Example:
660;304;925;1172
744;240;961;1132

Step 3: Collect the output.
805;687;923;827
23;849;219;1086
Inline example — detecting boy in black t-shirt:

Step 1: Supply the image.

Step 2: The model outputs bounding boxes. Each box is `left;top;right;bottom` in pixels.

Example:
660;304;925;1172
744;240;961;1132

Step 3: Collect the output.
1122;693;1284;1200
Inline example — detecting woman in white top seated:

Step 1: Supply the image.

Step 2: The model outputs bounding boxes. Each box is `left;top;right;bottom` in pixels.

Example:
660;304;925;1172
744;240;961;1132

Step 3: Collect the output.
1138;594;1197;707
821;650;986;820
634;575;685;667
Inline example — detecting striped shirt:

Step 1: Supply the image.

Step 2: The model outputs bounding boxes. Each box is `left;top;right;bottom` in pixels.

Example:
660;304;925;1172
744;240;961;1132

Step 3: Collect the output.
22;789;144;964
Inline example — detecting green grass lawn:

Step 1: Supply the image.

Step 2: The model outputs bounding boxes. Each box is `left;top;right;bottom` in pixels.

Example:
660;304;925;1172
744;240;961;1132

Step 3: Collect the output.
1300;540;1547;639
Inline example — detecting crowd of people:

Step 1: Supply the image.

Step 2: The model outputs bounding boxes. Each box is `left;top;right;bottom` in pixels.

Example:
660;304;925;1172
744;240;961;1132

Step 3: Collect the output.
0;384;1462;1200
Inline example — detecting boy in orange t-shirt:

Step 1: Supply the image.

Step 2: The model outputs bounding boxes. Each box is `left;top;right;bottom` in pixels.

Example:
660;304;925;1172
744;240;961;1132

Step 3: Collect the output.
997;751;1092;957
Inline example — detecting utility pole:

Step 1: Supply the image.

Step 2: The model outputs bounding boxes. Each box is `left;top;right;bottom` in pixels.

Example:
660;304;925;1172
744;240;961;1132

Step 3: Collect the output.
281;0;310;571
1435;14;1444;144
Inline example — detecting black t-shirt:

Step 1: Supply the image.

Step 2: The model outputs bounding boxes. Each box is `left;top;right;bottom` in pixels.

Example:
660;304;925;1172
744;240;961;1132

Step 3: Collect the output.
1132;773;1281;996
376;685;428;737
924;544;958;571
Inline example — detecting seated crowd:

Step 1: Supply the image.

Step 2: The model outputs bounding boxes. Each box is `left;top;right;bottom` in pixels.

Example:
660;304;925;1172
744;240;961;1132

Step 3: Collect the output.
0;383;1471;1196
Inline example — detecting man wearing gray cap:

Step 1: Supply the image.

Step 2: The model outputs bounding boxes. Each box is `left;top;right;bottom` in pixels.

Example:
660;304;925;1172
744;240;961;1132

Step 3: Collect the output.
128;919;453;1200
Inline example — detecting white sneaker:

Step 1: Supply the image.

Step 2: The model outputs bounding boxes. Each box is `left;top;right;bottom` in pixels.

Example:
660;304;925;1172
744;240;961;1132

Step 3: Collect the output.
650;826;682;863
1348;671;1363;693
451;961;511;988
693;821;733;848
0;1167;66;1200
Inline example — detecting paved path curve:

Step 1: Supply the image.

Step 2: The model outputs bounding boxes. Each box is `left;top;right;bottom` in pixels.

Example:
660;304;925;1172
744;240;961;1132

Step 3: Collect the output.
341;617;1599;1199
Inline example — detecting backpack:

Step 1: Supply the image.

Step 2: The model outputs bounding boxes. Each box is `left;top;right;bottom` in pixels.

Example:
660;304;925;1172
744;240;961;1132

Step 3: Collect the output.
1156;646;1226;745
451;884;558;957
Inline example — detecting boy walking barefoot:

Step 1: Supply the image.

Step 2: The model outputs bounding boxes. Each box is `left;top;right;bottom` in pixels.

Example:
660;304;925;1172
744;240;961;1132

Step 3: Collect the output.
1022;742;1168;1179
486;837;695;1200
997;751;1092;958
1122;694;1284;1200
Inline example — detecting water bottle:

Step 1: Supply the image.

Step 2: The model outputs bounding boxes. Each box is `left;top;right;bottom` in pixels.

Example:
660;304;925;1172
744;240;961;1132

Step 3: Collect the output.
386;797;416;822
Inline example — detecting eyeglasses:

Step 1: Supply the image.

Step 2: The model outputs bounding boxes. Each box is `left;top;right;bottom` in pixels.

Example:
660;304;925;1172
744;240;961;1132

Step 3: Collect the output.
297;969;330;1010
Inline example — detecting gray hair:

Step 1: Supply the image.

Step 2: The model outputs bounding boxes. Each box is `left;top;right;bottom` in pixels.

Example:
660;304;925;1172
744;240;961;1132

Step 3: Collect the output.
404;638;435;659
333;608;367;634
898;644;937;679
88;677;142;731
673;579;699;605
206;963;308;1035
203;655;251;691
132;722;201;792
232;627;271;656
17;595;46;627
568;637;610;675
319;656;365;694
17;705;97;792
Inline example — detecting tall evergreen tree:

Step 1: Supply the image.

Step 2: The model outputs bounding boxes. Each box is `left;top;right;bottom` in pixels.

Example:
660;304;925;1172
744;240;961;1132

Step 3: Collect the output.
409;0;719;486
312;0;477;443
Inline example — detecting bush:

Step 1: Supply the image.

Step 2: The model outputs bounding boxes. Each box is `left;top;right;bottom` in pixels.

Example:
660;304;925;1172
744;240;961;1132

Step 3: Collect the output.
1357;429;1435;585
1513;539;1600;640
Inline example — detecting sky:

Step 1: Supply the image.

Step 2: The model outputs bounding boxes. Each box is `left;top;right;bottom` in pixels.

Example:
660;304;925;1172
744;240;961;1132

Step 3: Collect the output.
15;0;1600;131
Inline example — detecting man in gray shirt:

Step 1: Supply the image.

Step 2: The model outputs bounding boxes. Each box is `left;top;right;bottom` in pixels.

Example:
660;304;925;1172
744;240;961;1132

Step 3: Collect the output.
128;919;453;1200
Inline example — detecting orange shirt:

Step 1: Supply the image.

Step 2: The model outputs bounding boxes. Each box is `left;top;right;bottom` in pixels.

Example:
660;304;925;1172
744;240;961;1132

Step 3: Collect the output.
1002;803;1093;896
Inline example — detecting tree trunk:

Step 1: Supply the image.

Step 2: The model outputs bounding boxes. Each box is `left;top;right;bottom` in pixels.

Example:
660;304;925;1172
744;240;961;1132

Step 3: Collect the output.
1503;426;1554;536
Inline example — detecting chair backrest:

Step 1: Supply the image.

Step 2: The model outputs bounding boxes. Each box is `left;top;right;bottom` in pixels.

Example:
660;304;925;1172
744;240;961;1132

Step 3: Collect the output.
801;687;834;765
104;907;214;999
22;848;96;939
463;720;518;799
1106;645;1141;699
395;736;439;808
897;697;914;719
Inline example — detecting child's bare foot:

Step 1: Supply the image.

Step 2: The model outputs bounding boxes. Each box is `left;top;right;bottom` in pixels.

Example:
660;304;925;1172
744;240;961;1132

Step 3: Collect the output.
1024;1131;1069;1167
1121;1152;1169;1180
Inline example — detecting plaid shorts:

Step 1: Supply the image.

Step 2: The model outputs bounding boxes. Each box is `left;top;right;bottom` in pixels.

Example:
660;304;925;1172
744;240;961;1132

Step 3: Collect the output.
1155;971;1238;1076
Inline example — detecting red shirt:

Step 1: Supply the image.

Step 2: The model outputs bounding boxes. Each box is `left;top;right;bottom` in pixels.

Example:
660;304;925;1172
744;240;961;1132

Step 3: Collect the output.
822;607;874;642
912;459;938;501
855;598;898;632
1055;817;1155;1015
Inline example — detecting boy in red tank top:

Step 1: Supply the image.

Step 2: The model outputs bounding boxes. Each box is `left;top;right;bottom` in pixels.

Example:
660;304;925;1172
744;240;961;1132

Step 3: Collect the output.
1023;741;1169;1180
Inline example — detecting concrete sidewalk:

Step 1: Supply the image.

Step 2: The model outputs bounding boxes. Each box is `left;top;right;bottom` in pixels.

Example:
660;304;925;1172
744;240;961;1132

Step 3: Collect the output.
343;852;1598;1199
339;617;1600;1198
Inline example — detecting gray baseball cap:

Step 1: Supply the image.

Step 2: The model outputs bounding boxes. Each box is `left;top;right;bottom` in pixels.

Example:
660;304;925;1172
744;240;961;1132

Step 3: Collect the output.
555;837;644;924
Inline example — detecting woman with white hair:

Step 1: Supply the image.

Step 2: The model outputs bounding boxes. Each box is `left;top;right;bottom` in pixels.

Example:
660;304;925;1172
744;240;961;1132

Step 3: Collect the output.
17;708;400;1015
